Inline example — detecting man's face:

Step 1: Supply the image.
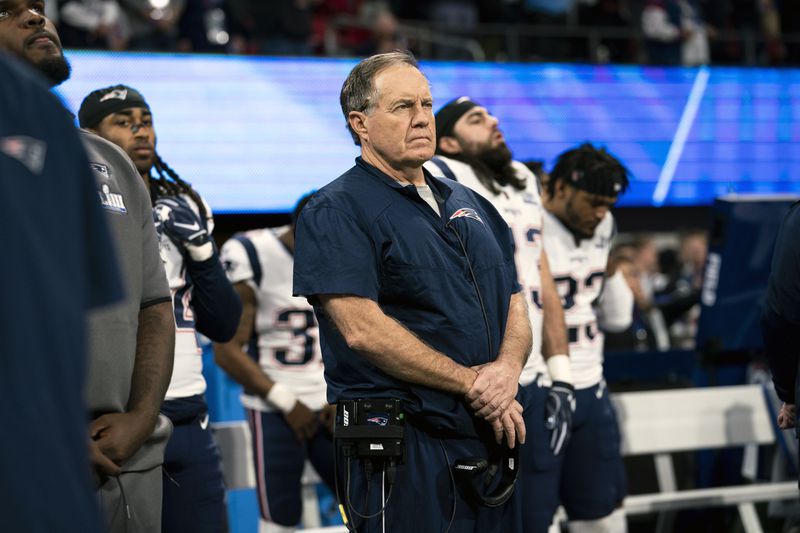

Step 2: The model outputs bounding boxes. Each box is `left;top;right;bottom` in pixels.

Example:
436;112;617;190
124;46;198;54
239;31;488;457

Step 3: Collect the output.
681;234;707;271
449;106;507;157
93;107;157;176
0;0;70;85
360;64;435;169
555;183;617;239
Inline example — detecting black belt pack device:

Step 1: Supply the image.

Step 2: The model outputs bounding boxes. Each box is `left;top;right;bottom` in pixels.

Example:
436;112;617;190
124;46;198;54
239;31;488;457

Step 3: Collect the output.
335;399;405;463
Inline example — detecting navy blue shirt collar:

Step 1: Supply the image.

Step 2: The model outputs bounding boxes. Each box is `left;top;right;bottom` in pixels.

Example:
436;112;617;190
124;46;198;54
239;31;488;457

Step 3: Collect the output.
355;156;453;204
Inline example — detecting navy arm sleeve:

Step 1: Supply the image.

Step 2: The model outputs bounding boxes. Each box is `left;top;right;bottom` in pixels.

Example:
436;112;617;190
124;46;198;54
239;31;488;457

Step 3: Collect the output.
187;253;242;342
293;205;380;301
762;203;800;403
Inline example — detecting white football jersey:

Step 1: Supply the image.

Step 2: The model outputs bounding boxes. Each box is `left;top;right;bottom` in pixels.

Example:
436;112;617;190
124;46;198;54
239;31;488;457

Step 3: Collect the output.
542;210;616;389
424;157;546;385
160;194;213;400
220;227;326;412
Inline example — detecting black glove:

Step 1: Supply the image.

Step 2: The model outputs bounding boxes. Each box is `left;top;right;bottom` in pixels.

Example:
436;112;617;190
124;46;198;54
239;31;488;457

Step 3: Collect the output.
153;196;214;262
544;381;575;455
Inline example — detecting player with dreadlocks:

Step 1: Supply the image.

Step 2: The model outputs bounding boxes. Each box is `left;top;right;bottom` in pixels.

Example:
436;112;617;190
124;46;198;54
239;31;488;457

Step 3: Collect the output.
151;154;207;217
79;85;242;533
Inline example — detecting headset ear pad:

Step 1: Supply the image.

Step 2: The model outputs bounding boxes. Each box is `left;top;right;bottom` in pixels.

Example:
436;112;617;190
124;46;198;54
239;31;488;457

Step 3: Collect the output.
452;445;519;508
453;457;490;507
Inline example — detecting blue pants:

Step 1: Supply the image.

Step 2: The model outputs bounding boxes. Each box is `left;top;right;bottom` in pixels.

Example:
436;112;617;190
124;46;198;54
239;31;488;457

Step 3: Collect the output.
518;379;563;532
520;379;627;528
162;412;228;533
247;409;336;526
338;422;522;533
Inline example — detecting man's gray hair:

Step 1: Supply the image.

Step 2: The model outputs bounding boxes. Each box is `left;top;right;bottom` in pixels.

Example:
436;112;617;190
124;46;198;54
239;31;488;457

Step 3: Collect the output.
339;51;420;145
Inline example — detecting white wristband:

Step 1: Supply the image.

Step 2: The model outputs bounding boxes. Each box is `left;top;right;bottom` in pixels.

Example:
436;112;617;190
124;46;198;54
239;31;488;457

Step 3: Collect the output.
266;383;297;414
187;242;214;262
546;354;572;384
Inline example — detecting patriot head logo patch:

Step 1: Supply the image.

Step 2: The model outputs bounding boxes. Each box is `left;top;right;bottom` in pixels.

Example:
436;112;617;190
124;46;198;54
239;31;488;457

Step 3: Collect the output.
449;208;483;224
99;88;128;102
366;416;389;426
90;162;109;179
1;135;46;175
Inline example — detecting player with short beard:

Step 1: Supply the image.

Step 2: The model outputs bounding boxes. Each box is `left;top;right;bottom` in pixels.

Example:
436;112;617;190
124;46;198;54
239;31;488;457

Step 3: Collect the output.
0;3;176;532
0;0;71;85
0;52;121;533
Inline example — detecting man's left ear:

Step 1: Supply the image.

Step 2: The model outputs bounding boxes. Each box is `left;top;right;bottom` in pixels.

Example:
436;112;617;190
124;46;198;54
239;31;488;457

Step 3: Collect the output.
348;111;369;144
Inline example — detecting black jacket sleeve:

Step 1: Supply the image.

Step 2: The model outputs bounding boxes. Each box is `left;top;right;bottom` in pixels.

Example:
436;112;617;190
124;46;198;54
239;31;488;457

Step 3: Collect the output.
187;253;242;343
762;202;800;404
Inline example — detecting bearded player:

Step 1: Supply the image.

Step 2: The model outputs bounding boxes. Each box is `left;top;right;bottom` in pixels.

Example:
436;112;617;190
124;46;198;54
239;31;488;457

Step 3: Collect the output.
426;97;572;532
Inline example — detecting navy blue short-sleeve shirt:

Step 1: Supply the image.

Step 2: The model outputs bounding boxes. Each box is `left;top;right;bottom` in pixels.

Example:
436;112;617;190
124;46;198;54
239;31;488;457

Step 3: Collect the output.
294;157;519;436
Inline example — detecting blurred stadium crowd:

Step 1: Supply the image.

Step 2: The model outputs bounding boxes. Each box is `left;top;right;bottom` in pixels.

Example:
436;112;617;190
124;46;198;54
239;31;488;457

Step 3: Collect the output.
48;0;797;66
605;231;707;353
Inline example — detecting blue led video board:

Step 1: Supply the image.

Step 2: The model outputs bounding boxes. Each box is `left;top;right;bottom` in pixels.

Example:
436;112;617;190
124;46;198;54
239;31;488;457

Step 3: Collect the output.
57;52;800;212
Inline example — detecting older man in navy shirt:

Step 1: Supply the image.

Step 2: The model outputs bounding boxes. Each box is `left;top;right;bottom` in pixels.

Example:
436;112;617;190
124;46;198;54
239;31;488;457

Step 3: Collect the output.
294;51;531;532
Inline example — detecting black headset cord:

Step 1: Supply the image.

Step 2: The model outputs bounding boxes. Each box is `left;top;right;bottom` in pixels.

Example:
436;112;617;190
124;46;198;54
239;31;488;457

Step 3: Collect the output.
445;221;493;356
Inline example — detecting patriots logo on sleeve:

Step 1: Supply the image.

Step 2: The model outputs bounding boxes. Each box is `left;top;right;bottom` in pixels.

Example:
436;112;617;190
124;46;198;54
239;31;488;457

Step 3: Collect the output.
449;208;483;224
0;135;46;175
90;162;110;179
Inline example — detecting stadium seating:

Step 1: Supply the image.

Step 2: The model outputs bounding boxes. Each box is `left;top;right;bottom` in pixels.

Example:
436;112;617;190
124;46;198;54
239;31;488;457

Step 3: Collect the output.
613;384;797;533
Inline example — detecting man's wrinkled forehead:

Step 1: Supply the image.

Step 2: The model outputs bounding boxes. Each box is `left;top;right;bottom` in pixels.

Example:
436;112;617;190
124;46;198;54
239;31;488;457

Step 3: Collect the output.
374;64;429;99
